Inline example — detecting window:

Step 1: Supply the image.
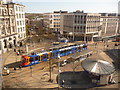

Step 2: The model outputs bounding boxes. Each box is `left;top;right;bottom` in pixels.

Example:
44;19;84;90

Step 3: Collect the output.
16;6;18;11
29;57;34;62
42;54;48;59
17;21;19;26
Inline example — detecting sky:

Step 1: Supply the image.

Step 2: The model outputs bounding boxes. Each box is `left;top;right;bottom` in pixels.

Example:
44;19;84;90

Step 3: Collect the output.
14;0;119;13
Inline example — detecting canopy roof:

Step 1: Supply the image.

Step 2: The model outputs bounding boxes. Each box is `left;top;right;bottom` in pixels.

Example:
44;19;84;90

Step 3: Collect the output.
81;59;115;75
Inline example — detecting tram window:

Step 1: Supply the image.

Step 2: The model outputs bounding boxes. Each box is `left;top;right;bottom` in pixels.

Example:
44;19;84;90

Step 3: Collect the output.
75;48;77;50
49;49;52;51
22;58;26;63
80;47;82;50
42;54;48;59
35;56;39;60
50;52;55;57
83;45;87;48
60;51;64;54
53;52;55;56
50;53;52;57
29;57;34;62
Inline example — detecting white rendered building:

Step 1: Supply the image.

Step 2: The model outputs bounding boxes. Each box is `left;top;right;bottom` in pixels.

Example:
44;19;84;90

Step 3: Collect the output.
0;0;26;53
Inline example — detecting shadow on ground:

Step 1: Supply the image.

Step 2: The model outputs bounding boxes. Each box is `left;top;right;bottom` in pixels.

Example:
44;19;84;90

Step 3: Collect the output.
5;61;21;68
105;49;120;70
56;71;97;89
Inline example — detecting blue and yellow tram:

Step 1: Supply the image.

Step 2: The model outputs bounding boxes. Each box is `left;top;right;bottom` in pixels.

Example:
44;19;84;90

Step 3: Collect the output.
21;42;87;67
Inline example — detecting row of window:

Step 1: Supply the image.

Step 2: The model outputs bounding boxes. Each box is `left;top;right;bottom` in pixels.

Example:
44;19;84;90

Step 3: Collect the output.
16;13;25;19
16;6;24;12
53;19;60;21
17;20;25;26
0;8;13;15
74;26;86;30
103;19;118;21
87;21;100;23
54;25;60;27
1;26;15;35
74;20;86;24
17;27;25;32
54;22;60;24
50;15;60;18
18;33;26;39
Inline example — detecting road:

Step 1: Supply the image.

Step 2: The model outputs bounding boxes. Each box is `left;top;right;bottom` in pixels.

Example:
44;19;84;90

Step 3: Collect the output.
2;41;120;89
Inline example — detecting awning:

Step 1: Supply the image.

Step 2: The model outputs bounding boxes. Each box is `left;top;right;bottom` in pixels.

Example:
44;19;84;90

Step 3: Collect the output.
81;59;115;75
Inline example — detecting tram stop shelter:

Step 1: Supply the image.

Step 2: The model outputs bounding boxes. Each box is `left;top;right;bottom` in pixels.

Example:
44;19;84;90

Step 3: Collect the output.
81;59;115;85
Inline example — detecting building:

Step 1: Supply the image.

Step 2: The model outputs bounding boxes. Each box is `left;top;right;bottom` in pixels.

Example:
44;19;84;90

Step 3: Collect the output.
43;10;67;33
118;1;120;14
14;2;26;46
60;10;101;41
118;1;120;34
100;13;119;38
0;0;26;53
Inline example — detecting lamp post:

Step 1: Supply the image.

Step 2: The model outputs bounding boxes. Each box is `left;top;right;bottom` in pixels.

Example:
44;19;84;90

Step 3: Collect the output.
48;58;52;82
84;33;86;43
69;32;73;42
0;41;3;90
58;53;61;88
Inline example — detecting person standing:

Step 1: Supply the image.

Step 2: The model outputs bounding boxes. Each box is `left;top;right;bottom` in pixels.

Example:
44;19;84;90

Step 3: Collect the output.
7;69;10;75
14;49;16;52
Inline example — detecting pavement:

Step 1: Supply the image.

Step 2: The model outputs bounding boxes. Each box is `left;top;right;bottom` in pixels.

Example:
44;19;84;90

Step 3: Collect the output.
1;41;120;89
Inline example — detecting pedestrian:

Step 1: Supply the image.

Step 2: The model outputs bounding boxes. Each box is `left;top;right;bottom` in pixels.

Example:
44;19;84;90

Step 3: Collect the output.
14;67;17;71
18;49;21;53
61;80;65;87
115;43;118;46
4;66;7;70
14;49;16;52
19;66;22;70
17;51;19;55
7;69;10;75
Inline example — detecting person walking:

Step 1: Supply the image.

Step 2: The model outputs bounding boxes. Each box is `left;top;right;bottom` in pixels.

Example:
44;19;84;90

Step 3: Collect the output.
17;51;19;55
14;49;16;52
7;69;10;75
61;80;65;87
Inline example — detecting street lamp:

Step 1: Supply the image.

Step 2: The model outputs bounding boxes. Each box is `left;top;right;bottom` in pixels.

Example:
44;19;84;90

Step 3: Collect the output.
48;58;52;82
69;32;74;42
57;53;61;88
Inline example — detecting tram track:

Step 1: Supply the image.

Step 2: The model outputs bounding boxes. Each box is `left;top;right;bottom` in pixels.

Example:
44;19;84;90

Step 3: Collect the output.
4;61;49;78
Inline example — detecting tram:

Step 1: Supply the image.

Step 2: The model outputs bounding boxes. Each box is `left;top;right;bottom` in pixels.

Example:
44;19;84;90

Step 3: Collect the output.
21;42;87;67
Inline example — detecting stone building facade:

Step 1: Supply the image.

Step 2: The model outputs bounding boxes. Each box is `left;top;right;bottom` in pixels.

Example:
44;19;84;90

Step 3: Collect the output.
43;11;67;33
0;0;26;53
60;11;101;41
100;13;118;38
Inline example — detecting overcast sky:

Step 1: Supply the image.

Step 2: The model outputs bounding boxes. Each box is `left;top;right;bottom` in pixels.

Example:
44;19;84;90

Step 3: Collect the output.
14;0;119;13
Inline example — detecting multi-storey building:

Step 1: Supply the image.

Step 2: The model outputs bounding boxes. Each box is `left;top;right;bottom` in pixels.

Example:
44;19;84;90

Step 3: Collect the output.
60;10;101;41
100;13;119;37
43;11;67;32
0;0;26;53
14;3;26;46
